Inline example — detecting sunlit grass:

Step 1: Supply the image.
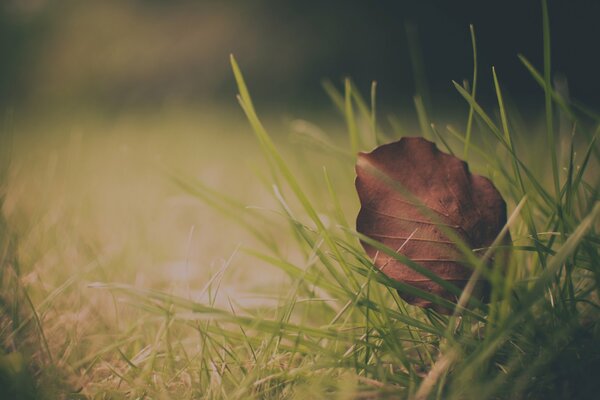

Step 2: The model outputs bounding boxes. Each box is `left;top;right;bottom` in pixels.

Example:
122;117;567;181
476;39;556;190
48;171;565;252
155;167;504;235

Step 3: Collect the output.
1;3;600;398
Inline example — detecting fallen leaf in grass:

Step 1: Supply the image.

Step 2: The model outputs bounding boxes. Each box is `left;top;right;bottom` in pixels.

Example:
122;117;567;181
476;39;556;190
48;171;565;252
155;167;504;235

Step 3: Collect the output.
355;137;509;310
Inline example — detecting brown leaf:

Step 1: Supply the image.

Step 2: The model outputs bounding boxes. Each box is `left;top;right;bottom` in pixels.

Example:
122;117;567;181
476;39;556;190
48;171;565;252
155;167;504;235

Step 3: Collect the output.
355;137;509;311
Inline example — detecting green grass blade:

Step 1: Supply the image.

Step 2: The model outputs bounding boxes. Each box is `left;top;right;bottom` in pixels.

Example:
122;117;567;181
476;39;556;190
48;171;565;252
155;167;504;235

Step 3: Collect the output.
542;0;561;200
464;24;478;159
345;78;361;154
322;79;345;114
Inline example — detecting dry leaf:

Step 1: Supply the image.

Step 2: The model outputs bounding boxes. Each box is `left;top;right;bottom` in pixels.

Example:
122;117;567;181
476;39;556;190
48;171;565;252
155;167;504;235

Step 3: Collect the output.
355;137;509;310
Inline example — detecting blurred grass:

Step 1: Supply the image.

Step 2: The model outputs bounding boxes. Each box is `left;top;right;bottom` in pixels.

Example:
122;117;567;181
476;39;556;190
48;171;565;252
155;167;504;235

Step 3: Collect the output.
0;75;597;398
0;3;599;399
0;108;291;397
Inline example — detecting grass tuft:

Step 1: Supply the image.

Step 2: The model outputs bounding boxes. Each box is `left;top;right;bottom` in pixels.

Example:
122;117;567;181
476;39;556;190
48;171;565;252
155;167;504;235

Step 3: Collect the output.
0;4;598;399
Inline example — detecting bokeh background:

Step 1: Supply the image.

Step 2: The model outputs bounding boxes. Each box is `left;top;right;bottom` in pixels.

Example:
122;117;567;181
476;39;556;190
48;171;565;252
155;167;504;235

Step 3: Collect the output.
2;0;598;281
1;2;599;397
1;0;599;117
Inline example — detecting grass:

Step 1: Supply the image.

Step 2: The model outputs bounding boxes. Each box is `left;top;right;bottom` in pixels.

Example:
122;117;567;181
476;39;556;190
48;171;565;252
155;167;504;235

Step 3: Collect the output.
1;3;600;398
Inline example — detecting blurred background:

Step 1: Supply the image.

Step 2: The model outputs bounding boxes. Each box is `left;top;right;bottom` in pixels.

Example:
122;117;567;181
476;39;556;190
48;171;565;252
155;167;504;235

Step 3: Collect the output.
1;0;598;285
1;0;599;118
1;2;598;397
